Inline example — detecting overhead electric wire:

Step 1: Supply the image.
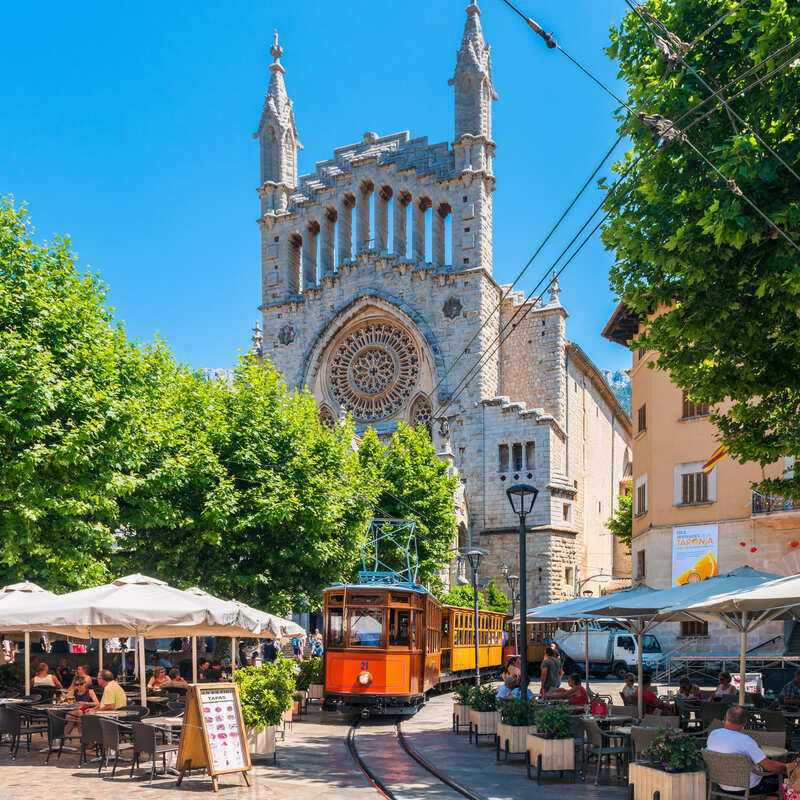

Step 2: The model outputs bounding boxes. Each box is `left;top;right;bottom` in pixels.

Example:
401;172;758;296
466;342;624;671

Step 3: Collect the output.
433;42;800;420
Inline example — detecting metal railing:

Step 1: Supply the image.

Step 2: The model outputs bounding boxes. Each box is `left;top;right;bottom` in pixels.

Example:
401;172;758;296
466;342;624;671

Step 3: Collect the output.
752;491;800;514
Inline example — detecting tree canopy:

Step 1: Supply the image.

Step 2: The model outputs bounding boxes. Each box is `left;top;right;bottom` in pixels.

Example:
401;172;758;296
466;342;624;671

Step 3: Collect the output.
605;493;632;553
602;1;800;497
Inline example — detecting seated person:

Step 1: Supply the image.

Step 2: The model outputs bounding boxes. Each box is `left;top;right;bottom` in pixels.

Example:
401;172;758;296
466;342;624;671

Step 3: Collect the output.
147;665;170;691
779;669;800;707
64;676;100;735
198;659;211;680
91;669;127;711
711;672;738;700
497;674;519;700
33;662;63;690
312;637;323;658
677;676;704;700
203;662;223;682
55;657;73;689
165;668;188;685
707;705;786;794
546;672;589;709
72;663;93;689
502;655;521;683
634;673;673;715
620;672;637;703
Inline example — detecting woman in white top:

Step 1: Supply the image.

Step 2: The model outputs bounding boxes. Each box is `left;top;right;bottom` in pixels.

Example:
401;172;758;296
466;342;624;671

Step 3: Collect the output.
32;663;63;690
711;671;738;699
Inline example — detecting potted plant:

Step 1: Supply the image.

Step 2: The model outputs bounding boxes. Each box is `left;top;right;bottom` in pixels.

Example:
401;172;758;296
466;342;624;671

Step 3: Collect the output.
452;683;471;732
629;729;705;800
526;703;576;782
468;684;499;745
233;660;296;762
297;657;325;701
496;697;536;759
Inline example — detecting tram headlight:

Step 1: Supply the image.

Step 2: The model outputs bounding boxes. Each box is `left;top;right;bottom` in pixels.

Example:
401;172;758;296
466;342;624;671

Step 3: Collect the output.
357;671;373;686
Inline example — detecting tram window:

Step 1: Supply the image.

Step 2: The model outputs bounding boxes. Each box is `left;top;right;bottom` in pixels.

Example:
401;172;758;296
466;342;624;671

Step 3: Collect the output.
350;595;381;604
390;594;409;604
328;594;343;604
389;609;411;647
349;609;383;647
328;609;343;647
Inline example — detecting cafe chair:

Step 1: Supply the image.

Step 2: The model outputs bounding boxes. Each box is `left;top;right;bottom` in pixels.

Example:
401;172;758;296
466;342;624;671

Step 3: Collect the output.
17;694;43;704
129;721;179;782
630;726;659;761
124;705;150;721
97;718;133;777
583;718;631;785
745;728;786;749
642;714;680;729
0;706;21;757
166;701;185;715
760;709;789;732
17;706;49;756
44;710;79;764
702;749;770;800
80;714;104;766
619;691;635;706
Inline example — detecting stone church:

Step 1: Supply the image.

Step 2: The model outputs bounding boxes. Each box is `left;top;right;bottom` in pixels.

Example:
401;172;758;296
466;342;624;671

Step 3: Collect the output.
251;2;632;605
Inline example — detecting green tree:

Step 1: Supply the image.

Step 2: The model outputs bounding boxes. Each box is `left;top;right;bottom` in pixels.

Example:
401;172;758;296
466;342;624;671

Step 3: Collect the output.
605;493;633;553
439;584;488;610
0;199;177;590
358;424;458;590
602;1;800;498
484;579;511;613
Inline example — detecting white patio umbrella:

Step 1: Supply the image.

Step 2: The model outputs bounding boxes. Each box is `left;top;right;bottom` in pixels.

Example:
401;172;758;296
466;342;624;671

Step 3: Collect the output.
0;582;56;695
682;572;800;703
0;574;267;706
584;567;780;714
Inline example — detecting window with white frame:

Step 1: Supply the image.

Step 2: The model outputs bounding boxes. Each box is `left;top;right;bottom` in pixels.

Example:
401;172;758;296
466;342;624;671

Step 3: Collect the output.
635;474;648;516
674;461;716;506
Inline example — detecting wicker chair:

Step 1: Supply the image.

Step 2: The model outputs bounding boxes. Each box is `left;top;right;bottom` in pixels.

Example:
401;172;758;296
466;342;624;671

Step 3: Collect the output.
97;718;133;777
80;713;104;766
745;728;786;749
702;748;770;800
123;705;150;721
129;722;179;782
630;726;659;761
619;691;635;706
16;706;49;756
642;714;680;729
583;718;631;785
760;710;788;732
43;710;80;764
700;702;727;726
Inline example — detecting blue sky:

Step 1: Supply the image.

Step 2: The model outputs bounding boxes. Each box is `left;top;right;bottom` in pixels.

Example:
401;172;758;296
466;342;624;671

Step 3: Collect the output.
1;0;634;373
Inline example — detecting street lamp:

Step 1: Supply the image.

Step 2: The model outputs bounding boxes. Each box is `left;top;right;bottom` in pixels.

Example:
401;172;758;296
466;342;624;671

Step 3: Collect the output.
575;573;617;597
458;547;488;685
505;483;539;698
499;562;520;653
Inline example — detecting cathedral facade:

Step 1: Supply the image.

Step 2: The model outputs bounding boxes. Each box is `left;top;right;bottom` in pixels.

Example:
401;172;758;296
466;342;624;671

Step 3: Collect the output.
252;3;631;604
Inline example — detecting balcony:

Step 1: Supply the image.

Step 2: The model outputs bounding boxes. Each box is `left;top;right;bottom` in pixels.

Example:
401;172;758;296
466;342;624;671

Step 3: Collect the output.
751;491;800;529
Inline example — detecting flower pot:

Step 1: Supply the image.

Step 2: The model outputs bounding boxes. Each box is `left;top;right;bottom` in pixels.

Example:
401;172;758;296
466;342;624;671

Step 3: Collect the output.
453;703;470;727
246;724;276;761
628;763;705;800
292;699;300;715
496;721;533;756
469;708;500;744
526;733;575;772
308;683;324;700
283;705;293;723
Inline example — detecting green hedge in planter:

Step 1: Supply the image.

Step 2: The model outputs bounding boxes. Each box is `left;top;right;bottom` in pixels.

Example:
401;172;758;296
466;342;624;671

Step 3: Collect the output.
468;684;497;712
499;696;536;726
644;729;702;773
533;703;573;739
295;657;324;691
453;683;471;705
0;662;24;690
234;660;296;729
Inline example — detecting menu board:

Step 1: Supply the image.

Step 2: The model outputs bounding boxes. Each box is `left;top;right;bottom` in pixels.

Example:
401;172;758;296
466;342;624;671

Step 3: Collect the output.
199;687;247;772
176;683;251;792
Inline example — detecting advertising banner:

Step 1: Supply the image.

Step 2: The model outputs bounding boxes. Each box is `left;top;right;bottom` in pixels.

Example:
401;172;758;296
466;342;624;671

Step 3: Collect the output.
671;523;719;586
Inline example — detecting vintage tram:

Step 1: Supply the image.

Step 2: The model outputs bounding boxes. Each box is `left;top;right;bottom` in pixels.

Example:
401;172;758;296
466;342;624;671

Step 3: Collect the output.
322;581;506;714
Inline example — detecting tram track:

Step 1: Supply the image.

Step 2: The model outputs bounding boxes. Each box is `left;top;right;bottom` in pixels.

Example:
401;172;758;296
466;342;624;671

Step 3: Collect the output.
346;717;485;800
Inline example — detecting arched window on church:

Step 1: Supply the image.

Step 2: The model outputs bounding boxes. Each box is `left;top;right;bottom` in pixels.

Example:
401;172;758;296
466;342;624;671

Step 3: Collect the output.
321;207;337;276
338;193;355;264
395;190;411;259
288;232;302;293
410;394;433;435
357;180;374;252
376;185;393;253
303;220;319;289
318;405;336;430
261;125;279;183
433;202;452;267
413;196;432;263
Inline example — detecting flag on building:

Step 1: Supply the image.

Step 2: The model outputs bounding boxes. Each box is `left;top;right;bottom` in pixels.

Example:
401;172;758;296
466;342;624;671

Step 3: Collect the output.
703;443;729;474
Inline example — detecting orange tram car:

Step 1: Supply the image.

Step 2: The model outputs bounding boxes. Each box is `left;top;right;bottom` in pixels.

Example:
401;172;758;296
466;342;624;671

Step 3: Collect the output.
322;582;506;715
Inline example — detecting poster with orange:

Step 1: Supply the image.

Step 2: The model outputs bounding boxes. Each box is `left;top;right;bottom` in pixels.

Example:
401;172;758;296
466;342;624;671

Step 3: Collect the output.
672;523;719;586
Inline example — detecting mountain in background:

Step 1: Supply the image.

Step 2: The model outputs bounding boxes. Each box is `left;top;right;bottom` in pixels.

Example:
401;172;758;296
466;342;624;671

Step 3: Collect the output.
601;369;631;415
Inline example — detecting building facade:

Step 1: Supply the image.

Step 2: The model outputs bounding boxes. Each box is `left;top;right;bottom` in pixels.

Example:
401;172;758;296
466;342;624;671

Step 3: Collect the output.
252;4;631;605
603;302;800;654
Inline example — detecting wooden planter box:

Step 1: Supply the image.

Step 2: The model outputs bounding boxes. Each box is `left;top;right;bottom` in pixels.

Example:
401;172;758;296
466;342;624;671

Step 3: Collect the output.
469;708;500;745
453;703;470;733
246;725;276;763
526;734;575;783
496;722;534;759
308;683;324;701
628;763;705;800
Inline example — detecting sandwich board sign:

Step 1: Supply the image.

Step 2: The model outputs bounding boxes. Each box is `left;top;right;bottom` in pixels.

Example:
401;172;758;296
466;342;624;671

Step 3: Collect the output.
176;683;251;791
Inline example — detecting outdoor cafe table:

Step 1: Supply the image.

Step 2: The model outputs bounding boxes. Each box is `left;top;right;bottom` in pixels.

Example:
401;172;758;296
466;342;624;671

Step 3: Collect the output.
582;714;635;726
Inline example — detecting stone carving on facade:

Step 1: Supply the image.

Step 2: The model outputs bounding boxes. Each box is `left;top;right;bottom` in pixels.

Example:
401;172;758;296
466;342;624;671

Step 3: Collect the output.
278;324;296;345
442;296;463;320
328;321;419;422
251;320;264;356
410;394;433;432
318;405;336;429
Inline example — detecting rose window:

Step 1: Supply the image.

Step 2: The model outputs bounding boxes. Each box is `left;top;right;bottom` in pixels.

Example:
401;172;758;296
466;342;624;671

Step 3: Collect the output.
329;322;420;421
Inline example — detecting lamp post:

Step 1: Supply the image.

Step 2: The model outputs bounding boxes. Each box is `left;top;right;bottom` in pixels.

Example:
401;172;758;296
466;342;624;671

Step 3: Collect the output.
459;547;488;686
575;573;617;597
505;484;539;698
499;562;520;653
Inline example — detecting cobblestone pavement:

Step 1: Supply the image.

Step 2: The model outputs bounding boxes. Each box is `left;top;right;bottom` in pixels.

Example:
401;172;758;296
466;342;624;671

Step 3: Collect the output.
0;681;655;800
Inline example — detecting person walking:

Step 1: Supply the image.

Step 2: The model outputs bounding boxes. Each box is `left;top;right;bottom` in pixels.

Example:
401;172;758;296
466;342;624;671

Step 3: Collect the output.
539;646;562;696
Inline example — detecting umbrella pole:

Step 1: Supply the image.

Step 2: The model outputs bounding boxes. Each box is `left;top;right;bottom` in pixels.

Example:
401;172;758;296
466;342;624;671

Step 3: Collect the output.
231;636;237;673
192;636;197;683
98;638;103;674
24;632;30;696
138;637;146;708
637;626;644;719
584;622;590;694
739;612;748;706
134;636;139;679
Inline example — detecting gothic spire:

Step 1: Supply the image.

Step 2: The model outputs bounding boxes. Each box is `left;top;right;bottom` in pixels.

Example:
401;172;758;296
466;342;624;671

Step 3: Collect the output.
450;0;497;141
255;29;302;187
